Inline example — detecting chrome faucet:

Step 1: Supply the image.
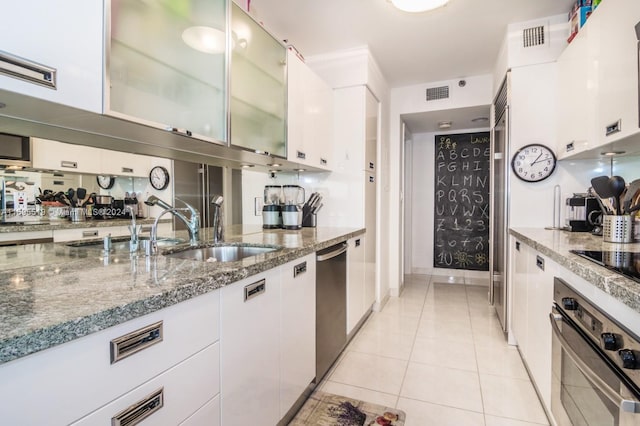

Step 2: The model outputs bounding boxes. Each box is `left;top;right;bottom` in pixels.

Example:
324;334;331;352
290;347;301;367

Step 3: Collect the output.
125;205;140;252
211;195;224;243
145;196;200;254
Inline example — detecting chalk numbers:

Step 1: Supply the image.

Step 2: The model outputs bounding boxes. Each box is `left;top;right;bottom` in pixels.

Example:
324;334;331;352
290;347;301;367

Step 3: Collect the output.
511;143;557;183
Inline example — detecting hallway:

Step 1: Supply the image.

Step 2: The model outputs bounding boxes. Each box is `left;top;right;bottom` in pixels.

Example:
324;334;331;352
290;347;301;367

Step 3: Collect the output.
318;274;550;426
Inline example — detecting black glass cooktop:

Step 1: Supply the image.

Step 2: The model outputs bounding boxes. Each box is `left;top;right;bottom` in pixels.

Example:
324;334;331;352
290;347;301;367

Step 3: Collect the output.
571;250;640;283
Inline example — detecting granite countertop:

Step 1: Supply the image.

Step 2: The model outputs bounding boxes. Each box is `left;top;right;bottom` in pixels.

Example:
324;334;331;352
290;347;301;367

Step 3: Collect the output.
510;227;640;315
0;225;364;364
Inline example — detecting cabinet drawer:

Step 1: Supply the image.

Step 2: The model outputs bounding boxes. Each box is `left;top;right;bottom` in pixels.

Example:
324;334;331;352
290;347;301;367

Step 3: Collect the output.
71;342;220;425
53;225;131;242
181;395;220;426
0;290;220;425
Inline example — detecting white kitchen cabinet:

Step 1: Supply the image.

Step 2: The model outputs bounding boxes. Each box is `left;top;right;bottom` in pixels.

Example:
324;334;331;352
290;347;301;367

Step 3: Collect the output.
33;137;162;178
347;235;366;334
333;86;378;173
287;48;334;170
508;237;556;412
0;289;220;426
556;0;640;159
230;3;287;157
364;173;377;308
99;150;152;178
510;238;529;352
555;26;598;159
220;268;281;425
0;1;103;113
181;395;221;426
593;0;640;146
32;138;98;175
280;253;316;418
52;223;171;243
107;0;227;143
71;343;220;425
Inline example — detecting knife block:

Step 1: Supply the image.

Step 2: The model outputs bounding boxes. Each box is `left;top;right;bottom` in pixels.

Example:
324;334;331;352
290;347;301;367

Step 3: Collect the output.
302;205;317;227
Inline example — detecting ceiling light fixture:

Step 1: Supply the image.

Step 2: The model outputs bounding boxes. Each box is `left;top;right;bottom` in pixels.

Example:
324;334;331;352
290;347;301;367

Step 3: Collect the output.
182;26;226;54
601;150;626;156
390;0;449;13
471;117;489;123
438;121;452;129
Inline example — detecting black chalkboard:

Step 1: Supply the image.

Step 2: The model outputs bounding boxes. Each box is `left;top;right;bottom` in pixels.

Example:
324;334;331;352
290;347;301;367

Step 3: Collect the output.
433;132;490;271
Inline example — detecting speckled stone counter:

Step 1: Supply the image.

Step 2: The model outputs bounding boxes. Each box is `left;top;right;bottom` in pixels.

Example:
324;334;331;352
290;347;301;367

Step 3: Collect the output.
0;225;364;364
510;227;640;314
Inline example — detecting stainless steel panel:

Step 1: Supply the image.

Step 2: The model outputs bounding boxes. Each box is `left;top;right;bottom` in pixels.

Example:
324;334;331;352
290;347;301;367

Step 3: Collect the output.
315;243;347;382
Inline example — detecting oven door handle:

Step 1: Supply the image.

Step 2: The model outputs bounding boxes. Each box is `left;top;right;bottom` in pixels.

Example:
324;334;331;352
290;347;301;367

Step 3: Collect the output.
549;313;640;414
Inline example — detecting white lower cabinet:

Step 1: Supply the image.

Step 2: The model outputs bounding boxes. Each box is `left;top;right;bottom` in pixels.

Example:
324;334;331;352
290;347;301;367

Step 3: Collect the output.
509;237;557;412
347;235;366;334
220;268;281;426
181;395;221;426
280;254;316;418
220;254;317;425
71;343;220;425
0;289;220;425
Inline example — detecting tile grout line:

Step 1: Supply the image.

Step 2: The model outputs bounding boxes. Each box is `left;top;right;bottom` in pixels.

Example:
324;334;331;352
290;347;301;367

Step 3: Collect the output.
393;275;430;410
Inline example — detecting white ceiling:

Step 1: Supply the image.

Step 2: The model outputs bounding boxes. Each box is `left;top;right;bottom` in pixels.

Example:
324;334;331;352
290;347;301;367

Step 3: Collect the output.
247;0;574;133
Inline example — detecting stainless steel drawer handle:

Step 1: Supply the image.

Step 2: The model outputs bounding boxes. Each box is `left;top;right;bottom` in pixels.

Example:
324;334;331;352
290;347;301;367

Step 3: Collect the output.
82;230;99;238
605;119;621;136
297;151;306;160
121;167;134;174
244;279;266;302
60;160;78;169
0;50;57;89
110;321;163;364
369;162;375;169
293;261;307;277
536;255;544;271
112;388;164;426
320;158;328;165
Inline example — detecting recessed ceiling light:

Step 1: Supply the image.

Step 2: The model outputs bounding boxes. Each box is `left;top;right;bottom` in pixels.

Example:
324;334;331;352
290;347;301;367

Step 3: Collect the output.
471;117;489;123
268;163;282;167
389;0;449;13
241;164;254;168
182;26;226;54
601;150;626;156
438;121;452;129
295;168;306;172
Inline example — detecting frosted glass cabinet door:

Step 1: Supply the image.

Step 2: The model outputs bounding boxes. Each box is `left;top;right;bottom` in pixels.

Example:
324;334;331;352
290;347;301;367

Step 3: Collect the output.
230;3;287;157
107;0;227;143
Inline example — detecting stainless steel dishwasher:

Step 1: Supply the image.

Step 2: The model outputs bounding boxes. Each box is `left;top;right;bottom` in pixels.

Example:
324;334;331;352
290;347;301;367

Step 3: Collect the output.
315;242;348;383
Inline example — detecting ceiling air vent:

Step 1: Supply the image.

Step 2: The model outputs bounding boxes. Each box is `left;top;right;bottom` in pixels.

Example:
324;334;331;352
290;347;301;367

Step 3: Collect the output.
426;85;449;101
523;26;545;47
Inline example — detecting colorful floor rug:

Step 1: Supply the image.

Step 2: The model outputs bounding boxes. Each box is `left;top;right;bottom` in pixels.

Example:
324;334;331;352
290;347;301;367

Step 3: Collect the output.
289;390;406;426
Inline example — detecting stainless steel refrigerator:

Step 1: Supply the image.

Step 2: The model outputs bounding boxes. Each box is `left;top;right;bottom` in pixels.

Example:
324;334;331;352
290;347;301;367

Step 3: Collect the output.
172;160;238;230
490;72;510;332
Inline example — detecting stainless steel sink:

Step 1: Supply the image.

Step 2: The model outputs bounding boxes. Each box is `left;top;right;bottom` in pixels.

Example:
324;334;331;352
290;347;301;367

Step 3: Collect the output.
67;236;184;251
163;244;280;262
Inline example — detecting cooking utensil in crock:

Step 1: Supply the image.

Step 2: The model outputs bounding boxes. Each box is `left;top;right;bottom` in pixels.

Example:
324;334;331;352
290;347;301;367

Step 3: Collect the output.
590;176;614;214
622;179;640;214
608;176;626;215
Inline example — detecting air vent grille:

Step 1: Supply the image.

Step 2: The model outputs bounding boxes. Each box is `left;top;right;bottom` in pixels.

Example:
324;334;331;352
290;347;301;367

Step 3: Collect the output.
523;26;545;47
426;85;449;101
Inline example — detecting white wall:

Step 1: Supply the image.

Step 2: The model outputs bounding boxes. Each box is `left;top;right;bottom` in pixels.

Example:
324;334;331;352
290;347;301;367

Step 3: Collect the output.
390;74;494;287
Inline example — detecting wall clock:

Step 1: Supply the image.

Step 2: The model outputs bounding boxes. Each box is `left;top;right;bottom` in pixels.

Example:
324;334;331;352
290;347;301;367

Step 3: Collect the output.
511;144;557;182
96;175;115;190
149;166;170;190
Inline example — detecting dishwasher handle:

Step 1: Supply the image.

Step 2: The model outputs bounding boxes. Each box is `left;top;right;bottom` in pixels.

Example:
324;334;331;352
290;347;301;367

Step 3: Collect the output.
317;242;348;262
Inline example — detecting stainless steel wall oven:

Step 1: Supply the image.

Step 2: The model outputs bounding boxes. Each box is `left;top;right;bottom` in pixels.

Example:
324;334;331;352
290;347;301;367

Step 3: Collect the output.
550;277;640;425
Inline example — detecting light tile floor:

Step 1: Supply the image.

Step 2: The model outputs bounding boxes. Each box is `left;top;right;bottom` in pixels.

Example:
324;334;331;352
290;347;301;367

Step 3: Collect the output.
319;274;550;426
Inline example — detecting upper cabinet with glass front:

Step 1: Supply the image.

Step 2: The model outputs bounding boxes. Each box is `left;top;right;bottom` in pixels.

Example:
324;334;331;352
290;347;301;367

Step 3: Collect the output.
107;0;228;143
230;3;287;158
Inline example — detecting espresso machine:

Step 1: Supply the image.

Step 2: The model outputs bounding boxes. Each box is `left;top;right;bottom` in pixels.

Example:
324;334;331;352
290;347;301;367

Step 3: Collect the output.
565;193;602;232
262;185;282;229
282;185;305;230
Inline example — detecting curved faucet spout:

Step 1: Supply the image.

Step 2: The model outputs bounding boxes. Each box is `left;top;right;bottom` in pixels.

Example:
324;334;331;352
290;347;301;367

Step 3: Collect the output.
146;196;200;255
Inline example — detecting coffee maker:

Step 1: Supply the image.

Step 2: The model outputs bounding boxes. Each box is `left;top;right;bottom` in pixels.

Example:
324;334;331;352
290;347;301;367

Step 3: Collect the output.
282;185;305;230
565;194;602;232
262;185;282;229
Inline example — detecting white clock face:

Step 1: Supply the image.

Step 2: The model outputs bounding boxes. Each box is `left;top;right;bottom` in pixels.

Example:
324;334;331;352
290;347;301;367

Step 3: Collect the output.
511;144;557;182
96;175;115;190
149;166;170;190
